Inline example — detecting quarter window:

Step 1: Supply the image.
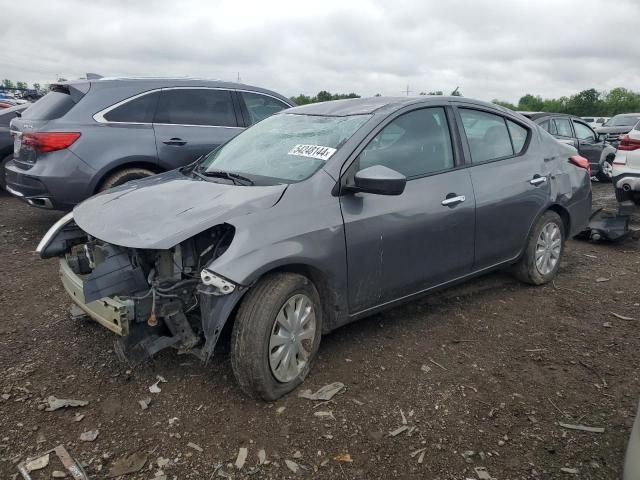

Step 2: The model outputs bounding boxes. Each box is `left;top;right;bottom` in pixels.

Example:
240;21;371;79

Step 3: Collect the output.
553;118;573;137
573;121;595;141
460;109;513;162
358;107;454;178
103;91;160;123
241;92;290;125
155;89;237;127
507;120;528;153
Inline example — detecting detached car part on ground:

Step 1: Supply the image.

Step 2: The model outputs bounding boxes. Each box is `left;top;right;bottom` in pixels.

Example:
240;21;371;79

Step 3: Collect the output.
38;96;592;400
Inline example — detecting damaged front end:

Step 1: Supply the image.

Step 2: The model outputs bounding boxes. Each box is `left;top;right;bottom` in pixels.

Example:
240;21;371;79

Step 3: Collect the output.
38;213;245;364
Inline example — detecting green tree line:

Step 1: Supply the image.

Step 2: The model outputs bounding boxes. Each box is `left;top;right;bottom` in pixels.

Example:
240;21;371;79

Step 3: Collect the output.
493;87;640;116
2;79;46;94
290;90;361;105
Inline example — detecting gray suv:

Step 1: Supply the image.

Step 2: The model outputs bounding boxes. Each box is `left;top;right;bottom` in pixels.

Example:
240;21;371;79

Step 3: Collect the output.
5;78;293;210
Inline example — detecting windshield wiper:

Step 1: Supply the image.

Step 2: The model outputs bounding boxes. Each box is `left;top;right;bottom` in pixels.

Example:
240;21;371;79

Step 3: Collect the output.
197;169;254;186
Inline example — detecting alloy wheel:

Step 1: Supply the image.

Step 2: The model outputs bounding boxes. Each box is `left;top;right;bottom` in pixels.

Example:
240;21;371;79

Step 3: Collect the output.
535;222;561;276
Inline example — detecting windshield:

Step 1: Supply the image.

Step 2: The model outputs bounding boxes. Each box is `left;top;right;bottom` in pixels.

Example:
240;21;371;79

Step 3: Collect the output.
199;113;371;184
605;115;640;127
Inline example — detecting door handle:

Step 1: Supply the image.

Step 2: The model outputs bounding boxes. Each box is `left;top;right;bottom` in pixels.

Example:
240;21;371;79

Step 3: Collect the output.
441;195;466;207
529;176;547;186
163;138;187;146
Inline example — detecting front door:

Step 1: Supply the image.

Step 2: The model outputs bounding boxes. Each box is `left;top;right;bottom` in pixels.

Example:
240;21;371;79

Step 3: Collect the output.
456;106;549;269
572;119;602;167
153;88;243;170
340;106;476;313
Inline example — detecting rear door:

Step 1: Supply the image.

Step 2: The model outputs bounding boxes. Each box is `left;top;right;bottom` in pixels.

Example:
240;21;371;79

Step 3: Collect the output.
153;88;242;169
456;106;549;270
551;117;578;149
340;106;475;313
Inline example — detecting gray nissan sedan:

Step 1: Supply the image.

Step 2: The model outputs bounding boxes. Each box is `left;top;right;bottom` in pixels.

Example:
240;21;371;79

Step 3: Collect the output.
38;96;592;400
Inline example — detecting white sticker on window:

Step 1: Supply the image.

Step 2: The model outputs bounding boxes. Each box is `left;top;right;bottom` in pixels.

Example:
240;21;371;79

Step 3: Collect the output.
287;144;337;161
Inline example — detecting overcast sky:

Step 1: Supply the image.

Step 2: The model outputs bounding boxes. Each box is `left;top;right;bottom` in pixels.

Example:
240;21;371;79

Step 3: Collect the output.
1;0;638;103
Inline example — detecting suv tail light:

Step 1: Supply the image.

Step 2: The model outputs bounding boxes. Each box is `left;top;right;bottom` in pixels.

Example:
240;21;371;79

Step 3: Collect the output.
617;134;640;152
21;132;81;153
569;155;590;175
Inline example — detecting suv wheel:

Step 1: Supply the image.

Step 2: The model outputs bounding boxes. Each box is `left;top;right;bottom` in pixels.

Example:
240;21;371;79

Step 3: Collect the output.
0;154;12;190
513;211;565;285
231;273;322;401
99;167;155;192
596;157;613;183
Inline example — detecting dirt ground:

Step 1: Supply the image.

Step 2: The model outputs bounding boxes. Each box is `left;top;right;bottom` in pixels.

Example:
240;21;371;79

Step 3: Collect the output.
1;183;639;480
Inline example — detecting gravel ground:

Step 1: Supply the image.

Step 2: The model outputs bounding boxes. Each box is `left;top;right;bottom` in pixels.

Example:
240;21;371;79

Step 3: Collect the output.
0;183;639;480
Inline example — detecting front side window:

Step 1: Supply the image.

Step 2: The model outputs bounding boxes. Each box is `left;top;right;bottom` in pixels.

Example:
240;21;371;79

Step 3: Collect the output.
155;89;237;126
553;118;573;137
460;109;513;162
357;107;454;177
199;113;370;184
241;92;290;125
573;121;595;141
104;91;160;123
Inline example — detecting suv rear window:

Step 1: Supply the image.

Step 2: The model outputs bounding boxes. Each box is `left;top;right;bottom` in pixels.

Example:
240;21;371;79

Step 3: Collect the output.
21;91;76;121
103;91;160;123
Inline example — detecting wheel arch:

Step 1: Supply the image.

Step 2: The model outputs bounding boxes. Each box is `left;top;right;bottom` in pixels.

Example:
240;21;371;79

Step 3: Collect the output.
547;203;571;236
93;160;164;193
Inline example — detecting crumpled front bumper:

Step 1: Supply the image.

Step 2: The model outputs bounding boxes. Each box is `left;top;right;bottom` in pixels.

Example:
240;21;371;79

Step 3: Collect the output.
59;258;135;336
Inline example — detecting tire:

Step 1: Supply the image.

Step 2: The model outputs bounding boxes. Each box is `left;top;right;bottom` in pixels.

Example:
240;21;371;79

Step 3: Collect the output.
0;154;12;190
230;272;322;401
595;157;613;183
615;188;630;203
98;167;155;192
513;211;565;285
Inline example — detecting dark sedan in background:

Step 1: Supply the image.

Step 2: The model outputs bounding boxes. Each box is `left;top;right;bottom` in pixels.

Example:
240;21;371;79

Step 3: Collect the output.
520;112;616;182
38;96;592;400
0;103;29;190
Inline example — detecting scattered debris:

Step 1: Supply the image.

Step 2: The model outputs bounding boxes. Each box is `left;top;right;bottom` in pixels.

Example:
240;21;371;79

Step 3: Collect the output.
79;430;99;442
187;442;203;453
474;466;492;479
418;451;425;464
52;471;67;478
235;447;248;469
611;312;635;321
73;413;85;422
298;382;345;401
388;425;409;437
351;398;365;406
107;452;147;478
420;364;432;373
285;459;299;473
138;397;151;410
25;453;50;472
595;277;610;283
400;409;407;425
293;450;303;459
276;406;286;414
334;453;352;462
428;358;447;371
313;411;335;420
45;396;88;411
410;448;426;458
149;376;167;394
157;457;170;468
258;449;266;465
558;422;605;433
603;322;613;328
560;467;579;474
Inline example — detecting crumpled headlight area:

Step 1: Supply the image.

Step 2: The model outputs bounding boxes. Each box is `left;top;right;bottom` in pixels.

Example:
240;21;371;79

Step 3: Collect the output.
200;269;236;295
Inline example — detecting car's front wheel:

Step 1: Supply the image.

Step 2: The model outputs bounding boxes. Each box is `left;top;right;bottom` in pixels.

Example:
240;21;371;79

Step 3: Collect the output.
231;272;322;400
513;210;565;285
596;157;614;183
0;153;12;190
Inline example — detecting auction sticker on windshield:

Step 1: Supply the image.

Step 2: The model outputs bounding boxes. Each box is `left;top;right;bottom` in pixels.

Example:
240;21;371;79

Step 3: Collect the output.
288;144;337;161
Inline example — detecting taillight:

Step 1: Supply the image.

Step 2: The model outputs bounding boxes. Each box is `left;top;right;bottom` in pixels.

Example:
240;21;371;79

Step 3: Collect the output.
617;134;640;151
21;132;81;153
569;155;590;175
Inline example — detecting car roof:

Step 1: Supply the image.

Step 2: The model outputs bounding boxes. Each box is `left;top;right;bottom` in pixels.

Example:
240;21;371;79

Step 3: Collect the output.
613;113;640;117
286;96;505;116
525;112;585;121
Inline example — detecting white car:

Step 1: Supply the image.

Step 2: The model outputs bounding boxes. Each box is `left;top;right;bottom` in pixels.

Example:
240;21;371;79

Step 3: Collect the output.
581;116;609;129
612;119;640;204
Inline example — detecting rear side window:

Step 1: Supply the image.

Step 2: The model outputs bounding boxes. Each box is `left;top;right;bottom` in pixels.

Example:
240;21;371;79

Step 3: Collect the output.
507;120;528;153
241;92;290;125
553;118;573;137
460;109;514;162
573;121;595;140
21;91;75;120
155;89;237;127
103;91;160;123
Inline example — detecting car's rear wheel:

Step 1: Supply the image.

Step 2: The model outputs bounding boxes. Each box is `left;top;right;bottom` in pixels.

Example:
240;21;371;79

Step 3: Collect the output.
98;167;155;192
596;157;613;183
0;154;12;190
230;272;322;401
513;210;565;285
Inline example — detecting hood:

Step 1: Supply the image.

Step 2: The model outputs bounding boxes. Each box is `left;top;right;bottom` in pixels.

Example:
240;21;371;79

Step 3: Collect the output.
597;126;633;134
73;169;287;249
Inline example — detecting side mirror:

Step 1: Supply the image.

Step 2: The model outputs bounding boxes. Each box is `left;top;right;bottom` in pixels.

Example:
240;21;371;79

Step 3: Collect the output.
353;165;406;196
